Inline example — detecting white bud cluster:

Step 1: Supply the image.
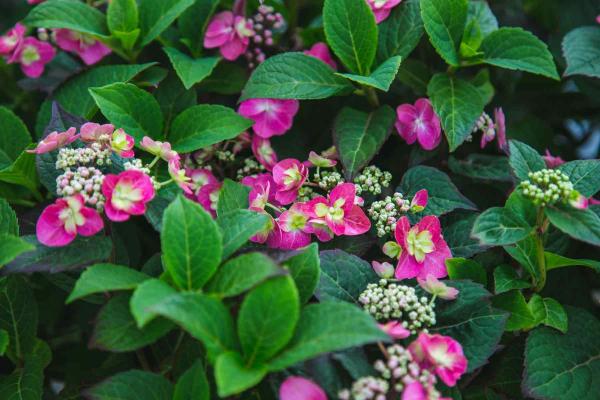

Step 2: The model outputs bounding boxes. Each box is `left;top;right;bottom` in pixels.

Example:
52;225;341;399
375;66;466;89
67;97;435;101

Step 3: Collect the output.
297;186;315;202
472;111;495;137
359;280;436;334
55;143;112;169
215;150;235;162
56;167;105;210
236;158;265;180
519;169;574;206
368;193;410;237
314;170;344;190
338;376;389;400
375;345;438;394
354;166;392;196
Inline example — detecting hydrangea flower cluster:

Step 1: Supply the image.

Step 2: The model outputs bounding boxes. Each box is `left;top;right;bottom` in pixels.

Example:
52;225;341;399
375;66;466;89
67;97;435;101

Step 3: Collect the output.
353;165;392;195
338;376;389;400
244;5;285;68
368;190;427;237
519;169;587;209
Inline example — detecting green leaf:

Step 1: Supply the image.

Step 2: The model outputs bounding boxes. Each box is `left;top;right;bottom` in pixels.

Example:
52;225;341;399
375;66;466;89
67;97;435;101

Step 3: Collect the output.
0;150;39;195
24;0;109;37
238;276;300;365
174;360;210;400
544;252;600;273
217;209;269;259
268;302;388;371
178;0;220;56
323;0;378;74
283;243;321;304
90;295;172;352
524;307;600;400
240;53;353;100
90;82;164;142
427;73;485;151
149;292;236;360
492;290;536;331
0;330;8;356
448;154;512;182
528;295;568;333
508;140;545;182
333;106;395;180
170;105;253;152
493;265;531;294
467;0;498;37
481;27;559;80
162;196;222;290
545;206;600;246
445;258;487;285
0;276;38;360
215;352;267;397
558;160;600;197
0;107;31;167
85;370;173;400
138;0;195;46
472;207;533;246
107;0;138;34
130;278;177;328
206;252;281;299
442;212;489;258
399;165;476;216
316;250;378;303
563;26;600;79
420;0;468;66
0;198;18;235
0;235;34;267
337;56;402;91
217;179;250;216
67;263;150;304
163;47;220;90
0;339;51;400
156;74;197;131
376;0;423;63
503;234;541;283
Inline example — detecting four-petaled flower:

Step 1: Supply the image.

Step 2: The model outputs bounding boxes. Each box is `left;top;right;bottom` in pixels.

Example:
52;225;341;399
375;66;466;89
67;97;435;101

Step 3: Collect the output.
268;202;312;249
272;158;308;205
110;128;135;158
395;98;442;151
54;29;111;65
204;11;254;61
9;36;55;78
27;127;78;154
409;332;468;387
0;23;25;55
102;170;155;222
238;99;300;138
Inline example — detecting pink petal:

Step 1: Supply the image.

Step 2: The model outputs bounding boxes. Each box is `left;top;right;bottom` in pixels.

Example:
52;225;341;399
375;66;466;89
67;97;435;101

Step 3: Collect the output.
329;183;356;213
395;253;421;280
77;207;104;236
79;41;112;65
36;204;75;247
343;206;371;235
402;382;427;400
394;216;411;247
417;215;441;242
279;377;327;400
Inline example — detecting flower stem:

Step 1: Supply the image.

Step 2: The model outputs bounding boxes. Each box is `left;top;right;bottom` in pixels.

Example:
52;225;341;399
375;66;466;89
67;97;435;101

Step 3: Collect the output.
364;86;380;108
533;207;547;292
147;155;161;169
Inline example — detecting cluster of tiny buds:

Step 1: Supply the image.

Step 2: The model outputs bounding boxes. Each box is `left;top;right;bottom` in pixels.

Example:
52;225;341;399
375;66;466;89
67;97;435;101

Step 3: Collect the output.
236;158;265;180
354;166;392;196
359;280;436;334
338;376;389;400
215;150;235;162
313;170;344;191
368;193;410;237
472;111;495;137
374;345;435;393
124;159;159;189
245;5;285;68
296;186;315;202
519;169;574;207
56;167;105;210
55;144;112;169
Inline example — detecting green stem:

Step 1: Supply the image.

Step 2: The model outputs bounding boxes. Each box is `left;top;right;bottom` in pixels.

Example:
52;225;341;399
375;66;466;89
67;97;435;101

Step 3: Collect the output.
364;86;380;108
147;155;161;169
533;207;547;292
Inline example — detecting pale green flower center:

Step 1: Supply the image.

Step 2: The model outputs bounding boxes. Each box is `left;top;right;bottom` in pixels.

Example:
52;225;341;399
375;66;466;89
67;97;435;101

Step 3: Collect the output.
406;228;434;262
59;201;84;234
283;166;301;186
21;45;40;65
112;183;142;210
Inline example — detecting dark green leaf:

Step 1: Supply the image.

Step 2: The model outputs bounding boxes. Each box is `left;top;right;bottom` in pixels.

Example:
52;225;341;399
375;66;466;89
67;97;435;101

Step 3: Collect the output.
0;339;51;400
563;26;600;79
214;352;267;397
442;212;489;258
493;265;531;294
283;243;321;304
472;207;533;246
448;154;512;182
174;360;210;400
0;199;18;236
376;0;423;63
316;250;378;303
130;278;177;328
545;206;600;246
107;0;139;34
85;370;173;400
445;257;487;285
179;0;220;56
217;209;269;259
138;0;195;46
558;159;600;197
420;0;468;66
508;140;545;182
337;56;402;91
0;276;38;360
163;47;220;90
492;290;536;331
24;0;109;37
217;179;250;216
0;235;34;267
0;107;31;167
545;252;600;273
528;294;568;333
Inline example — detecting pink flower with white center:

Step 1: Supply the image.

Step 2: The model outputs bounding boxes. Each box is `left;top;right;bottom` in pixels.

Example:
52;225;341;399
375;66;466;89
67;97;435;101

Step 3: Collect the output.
140;136;178;162
54;29;111;65
395;98;442;151
417;274;459;300
242;173;281;209
272;158;308;205
379;320;410;340
268;202;312;249
36;194;103;247
238;98;300;138
196;182;221;218
410;189;428;213
304;42;338;70
394;216;451;280
204;11;254;61
168;157;193;195
187;168;218;194
279;376;327;400
306;183;371;236
80;122;114;144
366;0;403;23
543;149;565;169
372;260;395;279
0;23;25;56
27;127;78;154
494;107;507;151
251;135;278;170
102;170;155;222
9;37;55;78
110;128;134;158
409;333;468;387
306;151;337;168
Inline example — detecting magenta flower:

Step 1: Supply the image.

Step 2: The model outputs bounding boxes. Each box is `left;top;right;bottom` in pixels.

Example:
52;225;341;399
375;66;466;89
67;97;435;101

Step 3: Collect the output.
394;216;452;280
27;127;78;154
306;183;371;236
306;151;337;168
204;11;254;61
187;168;218;194
54;29;111;65
569;191;589;210
80;122;114;143
272;158;308;205
409;333;467;387
196;182;221;218
379;320;410;340
242;173;280;209
417;274;459;300
371;260;395;279
9;37;55;78
304;42;337;70
238;98;300;138
494;107;507;151
410;189;428;213
268;202;312;249
168;157;193;195
401;381;451;400
0;23;25;56
110;128;134;158
140;136;178;162
251;135;278;170
279;376;327;400
395;99;442;151
36;194;103;247
102;170;155;222
543;149;565;169
366;0;403;23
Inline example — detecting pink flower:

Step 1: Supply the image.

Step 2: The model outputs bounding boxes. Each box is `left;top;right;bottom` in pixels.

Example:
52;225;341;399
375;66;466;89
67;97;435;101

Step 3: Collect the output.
196;182;221;218
379;320;410;340
27;127;78;154
494;107;507;151
0;23;25;55
543;149;565;169
204;11;254;61
417;274;459;300
102;170;155;222
54;29;111;65
251;135;278;170
402;381;427;400
242;173;280;209
479;123;496;149
372;260;395;279
249;209;275;244
366;0;403;23
409;333;467;387
187;168;218;194
238;99;300;138
140;136;178;162
36;194;103;247
110;128;134;158
394;216;451;280
272;159;308;205
306;183;371;236
306;151;337;168
9;37;55;78
168;157;193;195
279;376;327;400
410;189;428;213
80;122;114;143
268;202;312;249
304;42;337;70
395;99;442;151
569;191;589;210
